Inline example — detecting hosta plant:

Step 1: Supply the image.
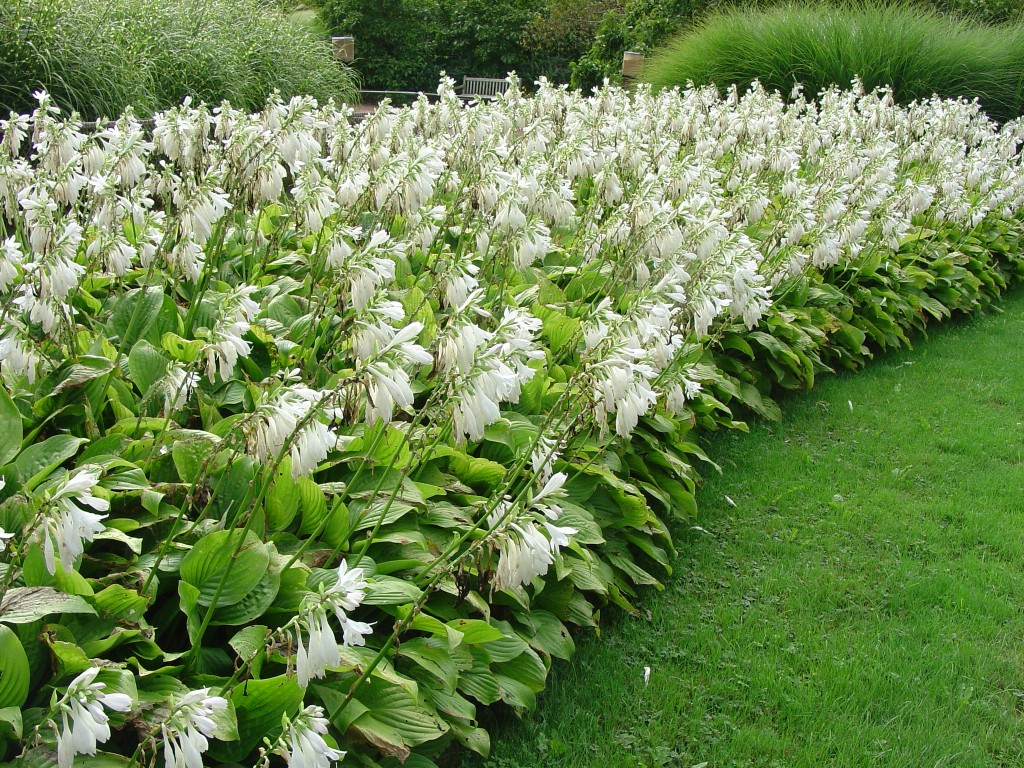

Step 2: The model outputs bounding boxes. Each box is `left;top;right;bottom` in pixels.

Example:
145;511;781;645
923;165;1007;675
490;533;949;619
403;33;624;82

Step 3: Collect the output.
0;77;1022;767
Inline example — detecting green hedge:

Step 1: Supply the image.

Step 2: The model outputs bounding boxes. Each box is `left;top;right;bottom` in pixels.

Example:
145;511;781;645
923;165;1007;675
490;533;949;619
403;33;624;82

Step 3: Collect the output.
0;0;359;119
641;3;1024;123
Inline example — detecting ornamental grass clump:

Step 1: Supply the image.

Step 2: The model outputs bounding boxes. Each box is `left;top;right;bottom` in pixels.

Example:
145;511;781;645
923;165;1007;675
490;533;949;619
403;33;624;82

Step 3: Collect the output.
0;0;359;120
642;2;1024;122
0;79;1021;766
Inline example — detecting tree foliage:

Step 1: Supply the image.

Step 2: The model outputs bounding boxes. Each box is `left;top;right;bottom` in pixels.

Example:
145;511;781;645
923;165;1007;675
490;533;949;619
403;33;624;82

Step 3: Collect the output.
320;0;610;90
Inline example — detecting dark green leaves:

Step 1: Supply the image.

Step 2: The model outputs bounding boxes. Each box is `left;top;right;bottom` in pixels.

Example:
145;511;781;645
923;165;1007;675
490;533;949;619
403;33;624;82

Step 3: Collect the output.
0;387;22;466
180;530;271;607
0;626;30;708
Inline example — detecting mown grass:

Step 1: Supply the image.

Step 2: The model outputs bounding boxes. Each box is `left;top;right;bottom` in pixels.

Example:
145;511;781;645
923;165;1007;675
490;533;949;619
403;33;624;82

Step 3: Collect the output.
0;0;359;119
454;290;1024;767
642;2;1024;123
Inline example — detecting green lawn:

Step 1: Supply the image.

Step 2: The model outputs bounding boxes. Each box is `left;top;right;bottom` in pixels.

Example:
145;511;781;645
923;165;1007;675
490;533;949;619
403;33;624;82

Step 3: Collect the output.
454;289;1024;768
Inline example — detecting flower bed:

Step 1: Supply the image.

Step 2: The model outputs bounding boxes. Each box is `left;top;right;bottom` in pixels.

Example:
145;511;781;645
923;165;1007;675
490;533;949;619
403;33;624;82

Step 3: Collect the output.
0;79;1022;767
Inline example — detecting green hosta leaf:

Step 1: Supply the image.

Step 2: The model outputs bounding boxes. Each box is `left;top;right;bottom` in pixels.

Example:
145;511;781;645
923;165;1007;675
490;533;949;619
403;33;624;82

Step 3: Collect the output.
401;285;437;344
21;544;94;595
493;647;548;711
265;294;303;327
15;750;135;768
177;581;202;643
180;529;270;607
348;679;450;761
209;456;257;519
109;287;165;346
555;500;604;545
446;619;505;645
0;587;96;624
228;625;268;670
170;433;219;484
449;717;490;757
208;696;239;742
378;757;440;768
127;340;170;397
266;461;300;531
395;637;458;692
0;706;23;740
422;686;476;722
15;436;88;491
457;648;501;704
0;625;30;707
161;332;202;364
532;305;581;351
519;610;574;661
607;550;662;588
481;625;529;663
298;478;349;545
46;640;92;678
46;355;114;397
352;500;415;532
0;387;22;466
210;675;304;762
447;454;506;490
363;576;422;606
211;551;283;626
566;552;612;595
738;382;782;422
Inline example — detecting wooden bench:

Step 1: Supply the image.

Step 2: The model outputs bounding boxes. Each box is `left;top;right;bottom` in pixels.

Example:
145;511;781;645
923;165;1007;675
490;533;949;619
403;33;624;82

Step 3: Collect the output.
460;76;510;99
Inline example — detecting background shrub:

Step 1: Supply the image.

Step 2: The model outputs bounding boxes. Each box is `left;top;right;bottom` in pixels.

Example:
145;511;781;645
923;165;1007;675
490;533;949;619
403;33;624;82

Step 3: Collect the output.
640;2;1024;122
573;0;1024;90
0;0;359;119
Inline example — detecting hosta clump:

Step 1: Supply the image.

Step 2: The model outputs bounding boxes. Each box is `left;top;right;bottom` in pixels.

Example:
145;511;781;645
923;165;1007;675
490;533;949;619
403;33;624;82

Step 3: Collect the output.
0;78;1022;766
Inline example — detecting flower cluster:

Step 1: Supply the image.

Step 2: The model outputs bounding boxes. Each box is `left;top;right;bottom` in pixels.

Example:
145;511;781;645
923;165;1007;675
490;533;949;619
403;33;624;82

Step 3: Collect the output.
160;688;230;768
292;561;373;687
487;471;578;590
52;667;133;768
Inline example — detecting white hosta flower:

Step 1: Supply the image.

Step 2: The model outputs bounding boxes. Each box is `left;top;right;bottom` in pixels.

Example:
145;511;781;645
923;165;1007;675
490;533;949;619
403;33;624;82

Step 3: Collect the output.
0;527;12;554
364;362;414;425
162;363;200;413
512;218;551;269
200;285;259;382
161;688;229;768
664;376;702;416
294;163;339;235
249;384;339;478
329;230;399;310
451;363;518;442
175;184;230;246
530;433;558;483
276;705;345;768
85;230;137;276
439;252;481;309
168;239;205;282
487;472;576;591
350;296;406;363
0;320;42;384
293;561;373;687
202;327;248;383
41;468;109;574
437;319;491;374
54;667;133;768
1;113;30;157
0;237;23;292
296;605;339;687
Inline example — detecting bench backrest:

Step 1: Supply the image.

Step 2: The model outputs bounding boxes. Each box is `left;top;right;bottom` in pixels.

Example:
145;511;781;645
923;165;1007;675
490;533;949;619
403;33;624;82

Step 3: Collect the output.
462;77;510;98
